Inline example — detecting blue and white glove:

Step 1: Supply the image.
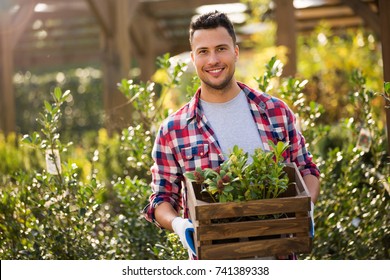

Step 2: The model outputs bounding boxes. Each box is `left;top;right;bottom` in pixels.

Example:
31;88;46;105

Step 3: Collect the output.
172;217;196;256
309;201;315;237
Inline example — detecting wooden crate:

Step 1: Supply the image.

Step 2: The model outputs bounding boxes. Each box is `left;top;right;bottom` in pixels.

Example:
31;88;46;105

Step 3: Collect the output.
185;163;312;260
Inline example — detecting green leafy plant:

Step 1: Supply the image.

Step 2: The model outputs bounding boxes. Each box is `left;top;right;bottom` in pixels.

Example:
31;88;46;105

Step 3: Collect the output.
3;51;388;260
0;87;106;259
184;141;290;203
382;81;390;109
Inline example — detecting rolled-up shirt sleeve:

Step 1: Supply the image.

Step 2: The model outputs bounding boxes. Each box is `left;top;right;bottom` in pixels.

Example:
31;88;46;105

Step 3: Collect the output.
286;106;320;178
143;123;183;228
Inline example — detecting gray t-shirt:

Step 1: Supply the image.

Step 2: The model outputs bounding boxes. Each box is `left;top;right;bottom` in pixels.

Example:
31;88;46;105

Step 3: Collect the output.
200;90;264;159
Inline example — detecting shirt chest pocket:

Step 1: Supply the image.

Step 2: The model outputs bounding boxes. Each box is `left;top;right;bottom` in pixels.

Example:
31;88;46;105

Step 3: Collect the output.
180;144;209;172
272;126;287;142
272;126;290;161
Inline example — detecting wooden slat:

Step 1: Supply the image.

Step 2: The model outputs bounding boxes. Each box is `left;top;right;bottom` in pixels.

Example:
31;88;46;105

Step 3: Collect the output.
17;33;99;50
198;216;310;241
15;39;99;53
186;178;199;221
187;163;311;221
29;10;94;21
142;0;239;17
200;236;312;260
20;20;98;38
297;16;363;31
340;0;380;34
195;196;310;220
289;163;310;196
296;5;354;20
14;52;101;71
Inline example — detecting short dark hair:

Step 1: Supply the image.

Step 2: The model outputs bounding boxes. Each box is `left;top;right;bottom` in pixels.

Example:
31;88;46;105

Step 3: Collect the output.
189;11;236;45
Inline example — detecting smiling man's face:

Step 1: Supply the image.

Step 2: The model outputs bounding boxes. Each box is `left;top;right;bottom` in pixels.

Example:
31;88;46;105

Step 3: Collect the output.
191;26;239;98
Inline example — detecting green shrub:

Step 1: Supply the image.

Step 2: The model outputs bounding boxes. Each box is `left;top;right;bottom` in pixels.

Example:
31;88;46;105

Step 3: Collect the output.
311;72;389;259
14;67;104;138
256;58;389;259
1;54;388;260
0;88;105;259
0;55;188;260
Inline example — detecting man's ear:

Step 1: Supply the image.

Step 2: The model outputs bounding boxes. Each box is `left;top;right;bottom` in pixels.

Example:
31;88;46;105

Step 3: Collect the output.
235;45;239;61
190;51;194;62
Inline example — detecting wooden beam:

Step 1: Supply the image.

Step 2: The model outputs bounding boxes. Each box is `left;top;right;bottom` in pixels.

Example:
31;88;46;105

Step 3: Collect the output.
14;52;101;71
0;2;35;134
297;16;363;31
15;40;100;56
296;5;354;20
85;0;113;37
9;1;36;48
98;0;141;133
30;9;94;21
141;0;239;16
340;0;380;34
274;0;296;77
0;14;15;134
17;32;99;49
378;0;390;155
130;10;159;82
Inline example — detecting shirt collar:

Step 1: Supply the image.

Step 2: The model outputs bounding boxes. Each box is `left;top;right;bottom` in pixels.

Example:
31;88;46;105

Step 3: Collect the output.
186;82;271;123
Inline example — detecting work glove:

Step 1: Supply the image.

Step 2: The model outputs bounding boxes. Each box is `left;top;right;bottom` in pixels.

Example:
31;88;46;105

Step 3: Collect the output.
172;217;196;256
309;201;315;237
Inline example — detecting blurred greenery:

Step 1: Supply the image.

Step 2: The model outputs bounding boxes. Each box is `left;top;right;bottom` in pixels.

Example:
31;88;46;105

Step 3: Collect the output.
13;68;104;141
256;58;389;260
1;5;389;259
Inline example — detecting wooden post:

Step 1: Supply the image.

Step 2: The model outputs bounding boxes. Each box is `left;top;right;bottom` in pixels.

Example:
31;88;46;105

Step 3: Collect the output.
87;0;140;133
0;3;35;135
0;14;15;135
131;10;157;82
378;0;390;155
101;0;132;132
274;0;297;77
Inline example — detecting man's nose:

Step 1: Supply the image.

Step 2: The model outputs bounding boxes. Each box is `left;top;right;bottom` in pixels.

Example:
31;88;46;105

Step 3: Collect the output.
208;51;220;64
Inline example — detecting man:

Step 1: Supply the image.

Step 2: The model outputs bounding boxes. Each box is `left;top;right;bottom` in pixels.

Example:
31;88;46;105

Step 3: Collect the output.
144;11;320;258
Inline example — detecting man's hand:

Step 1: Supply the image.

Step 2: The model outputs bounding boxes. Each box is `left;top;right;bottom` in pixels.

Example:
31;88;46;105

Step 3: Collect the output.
172;217;196;256
310;201;315;237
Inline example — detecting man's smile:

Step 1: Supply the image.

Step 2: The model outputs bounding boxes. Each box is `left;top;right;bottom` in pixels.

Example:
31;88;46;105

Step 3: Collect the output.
205;67;225;76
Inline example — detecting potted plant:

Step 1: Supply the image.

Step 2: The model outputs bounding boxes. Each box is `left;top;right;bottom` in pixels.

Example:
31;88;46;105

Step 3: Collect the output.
184;141;312;259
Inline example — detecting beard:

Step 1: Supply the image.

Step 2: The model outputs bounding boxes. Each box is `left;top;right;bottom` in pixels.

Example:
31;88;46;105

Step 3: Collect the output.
200;69;235;91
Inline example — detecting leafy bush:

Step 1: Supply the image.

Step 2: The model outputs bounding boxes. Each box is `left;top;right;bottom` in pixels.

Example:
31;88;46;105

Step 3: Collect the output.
311;72;389;259
0;56;189;260
297;23;384;124
1;88;105;259
255;58;389;259
14;67;104;138
1;53;388;260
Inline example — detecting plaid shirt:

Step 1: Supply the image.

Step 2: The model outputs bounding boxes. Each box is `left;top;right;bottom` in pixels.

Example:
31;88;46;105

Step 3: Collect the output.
143;82;320;227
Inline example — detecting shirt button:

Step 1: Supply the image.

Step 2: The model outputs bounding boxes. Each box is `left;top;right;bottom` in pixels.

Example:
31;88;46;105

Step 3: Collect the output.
187;155;192;159
200;152;204;156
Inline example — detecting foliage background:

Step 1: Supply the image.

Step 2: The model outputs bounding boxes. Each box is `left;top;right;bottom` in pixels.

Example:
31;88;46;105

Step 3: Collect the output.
0;2;389;260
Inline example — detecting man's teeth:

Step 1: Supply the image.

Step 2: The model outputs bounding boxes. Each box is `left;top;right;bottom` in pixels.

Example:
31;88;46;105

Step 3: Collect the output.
209;69;222;73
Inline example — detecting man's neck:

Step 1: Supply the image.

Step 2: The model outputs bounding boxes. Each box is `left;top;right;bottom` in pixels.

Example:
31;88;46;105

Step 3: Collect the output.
199;80;241;103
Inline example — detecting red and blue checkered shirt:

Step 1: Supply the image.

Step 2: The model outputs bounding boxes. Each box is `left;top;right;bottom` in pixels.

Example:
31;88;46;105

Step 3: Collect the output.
143;82;320;227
